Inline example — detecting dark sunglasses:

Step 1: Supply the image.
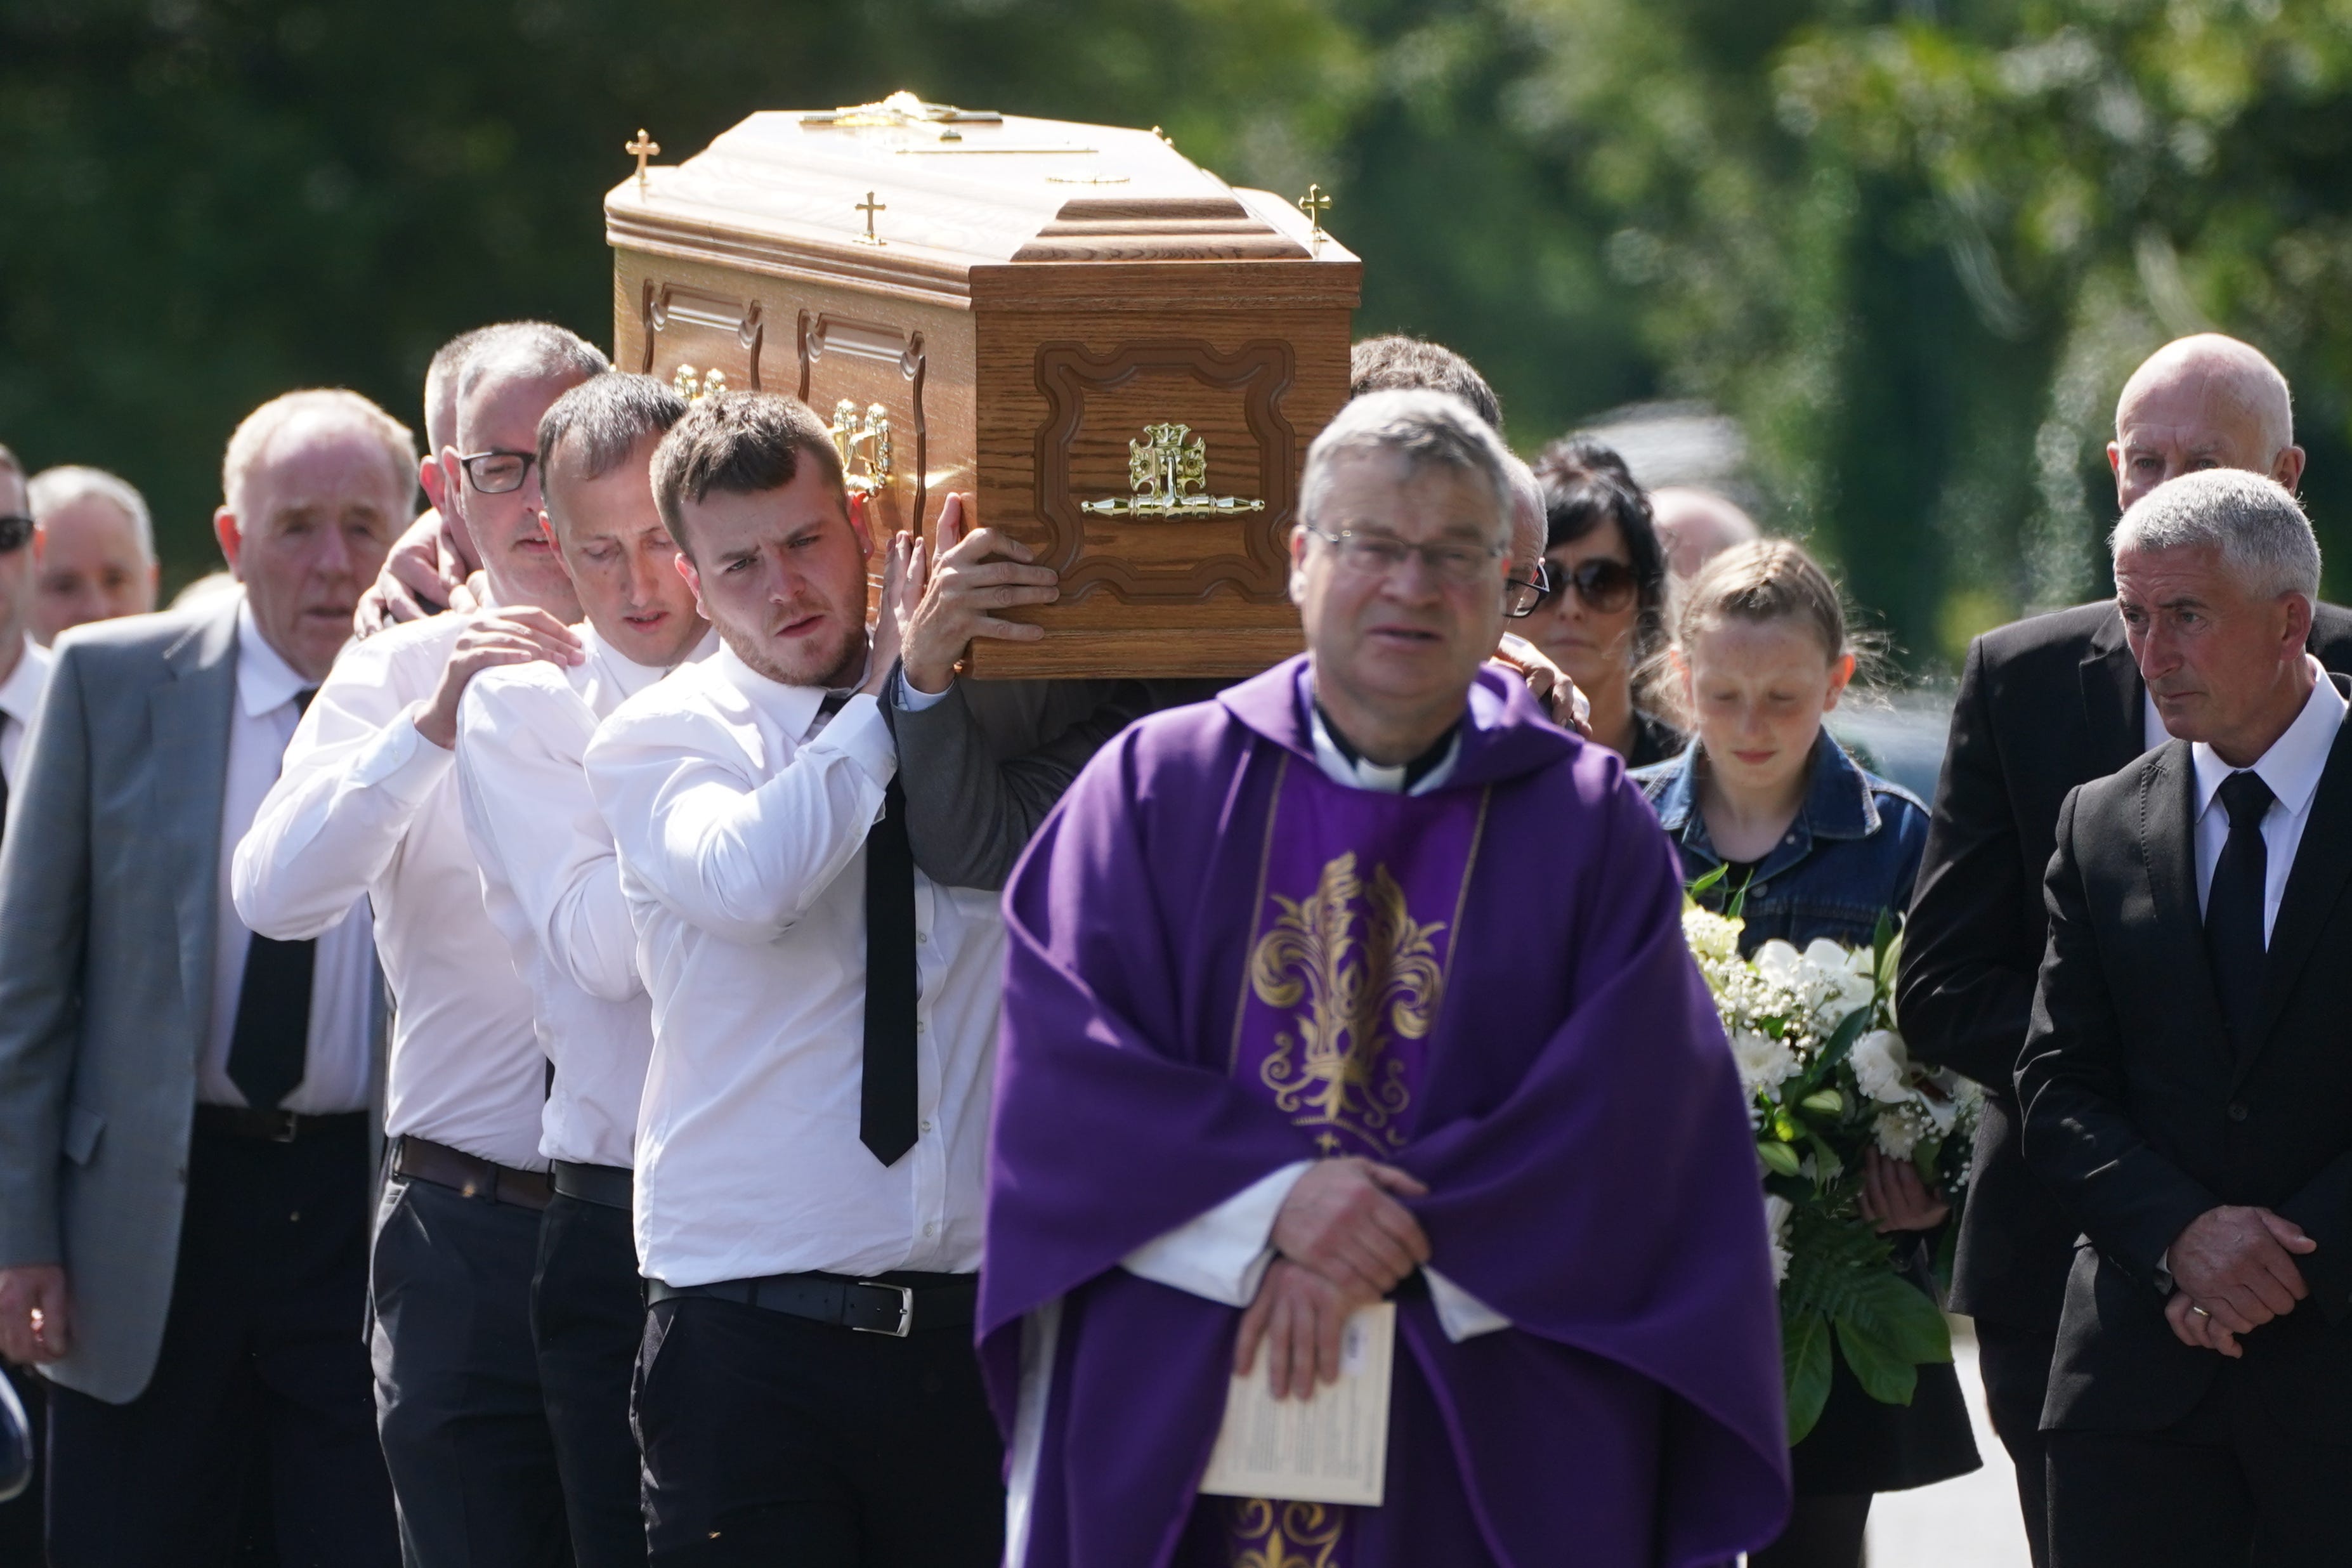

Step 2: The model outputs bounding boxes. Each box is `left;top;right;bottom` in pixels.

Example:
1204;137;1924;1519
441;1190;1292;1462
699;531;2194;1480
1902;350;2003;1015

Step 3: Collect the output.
0;514;31;554
1557;556;1639;613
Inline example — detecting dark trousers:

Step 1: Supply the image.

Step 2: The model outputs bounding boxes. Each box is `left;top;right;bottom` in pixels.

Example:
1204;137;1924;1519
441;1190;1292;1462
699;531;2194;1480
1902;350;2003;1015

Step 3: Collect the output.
0;1365;41;1566
1976;1318;2057;1568
533;1194;646;1568
633;1294;1003;1566
46;1115;396;1568
371;1173;570;1567
1749;1495;1871;1568
2048;1364;2352;1566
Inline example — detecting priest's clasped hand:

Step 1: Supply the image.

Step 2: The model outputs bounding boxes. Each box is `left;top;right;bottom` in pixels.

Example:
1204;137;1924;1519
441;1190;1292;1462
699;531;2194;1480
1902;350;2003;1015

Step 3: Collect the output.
1232;1158;1431;1400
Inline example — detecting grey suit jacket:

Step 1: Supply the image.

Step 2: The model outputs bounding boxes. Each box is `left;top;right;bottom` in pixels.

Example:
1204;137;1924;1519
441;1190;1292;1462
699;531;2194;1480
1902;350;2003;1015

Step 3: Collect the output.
0;596;384;1404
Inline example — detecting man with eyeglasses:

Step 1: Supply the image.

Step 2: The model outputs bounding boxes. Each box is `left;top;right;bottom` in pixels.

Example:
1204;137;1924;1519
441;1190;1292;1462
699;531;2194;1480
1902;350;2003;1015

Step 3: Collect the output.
980;389;1790;1567
236;322;607;1567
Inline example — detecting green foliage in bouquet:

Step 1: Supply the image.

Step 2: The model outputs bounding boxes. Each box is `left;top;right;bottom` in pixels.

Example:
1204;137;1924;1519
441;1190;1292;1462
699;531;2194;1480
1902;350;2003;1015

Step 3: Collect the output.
1682;876;1984;1444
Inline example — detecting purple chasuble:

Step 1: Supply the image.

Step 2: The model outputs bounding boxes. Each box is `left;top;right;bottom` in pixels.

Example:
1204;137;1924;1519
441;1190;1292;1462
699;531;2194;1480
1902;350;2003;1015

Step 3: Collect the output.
983;657;1791;1568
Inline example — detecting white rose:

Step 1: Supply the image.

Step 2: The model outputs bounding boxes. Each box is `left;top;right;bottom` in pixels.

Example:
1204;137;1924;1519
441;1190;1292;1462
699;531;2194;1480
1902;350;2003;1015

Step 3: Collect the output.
1850;1029;1911;1104
1753;939;1805;991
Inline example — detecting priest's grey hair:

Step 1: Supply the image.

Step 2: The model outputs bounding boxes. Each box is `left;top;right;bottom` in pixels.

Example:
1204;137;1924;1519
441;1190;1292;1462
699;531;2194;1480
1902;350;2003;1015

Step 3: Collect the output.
537;374;689;494
2110;468;2320;604
1300;389;1514;547
219;389;416;525
29;464;157;564
454;321;611;420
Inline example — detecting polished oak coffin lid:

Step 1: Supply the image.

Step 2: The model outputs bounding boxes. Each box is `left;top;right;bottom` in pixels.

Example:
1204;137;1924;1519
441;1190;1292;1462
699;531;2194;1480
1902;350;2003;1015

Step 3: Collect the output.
604;96;1359;307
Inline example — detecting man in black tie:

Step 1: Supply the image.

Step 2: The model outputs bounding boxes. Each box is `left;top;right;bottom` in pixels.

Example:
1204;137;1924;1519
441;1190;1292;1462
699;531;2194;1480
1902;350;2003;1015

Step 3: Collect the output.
2020;467;2352;1563
1897;332;2352;1565
585;392;1006;1565
0;390;412;1565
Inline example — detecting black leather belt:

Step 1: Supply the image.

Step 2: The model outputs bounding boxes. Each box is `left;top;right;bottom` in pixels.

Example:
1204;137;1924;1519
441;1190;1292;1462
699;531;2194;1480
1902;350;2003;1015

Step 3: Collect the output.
647;1269;976;1338
391;1135;552;1212
551;1160;633;1212
194;1106;365;1144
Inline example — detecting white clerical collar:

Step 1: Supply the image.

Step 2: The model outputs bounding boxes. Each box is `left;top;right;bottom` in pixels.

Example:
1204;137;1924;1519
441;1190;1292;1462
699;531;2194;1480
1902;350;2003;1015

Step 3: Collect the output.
235;595;311;717
1307;703;1461;796
2190;657;2347;823
0;637;49;728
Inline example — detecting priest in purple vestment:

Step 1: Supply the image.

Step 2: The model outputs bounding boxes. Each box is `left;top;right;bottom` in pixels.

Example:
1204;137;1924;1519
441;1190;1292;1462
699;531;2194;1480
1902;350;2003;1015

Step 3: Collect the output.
980;390;1791;1568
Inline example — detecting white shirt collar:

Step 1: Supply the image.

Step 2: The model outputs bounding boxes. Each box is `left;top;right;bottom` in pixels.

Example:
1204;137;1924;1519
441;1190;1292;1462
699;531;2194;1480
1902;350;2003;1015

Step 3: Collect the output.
2190;657;2348;821
235;595;311;717
578;620;694;702
713;638;825;739
0;637;50;727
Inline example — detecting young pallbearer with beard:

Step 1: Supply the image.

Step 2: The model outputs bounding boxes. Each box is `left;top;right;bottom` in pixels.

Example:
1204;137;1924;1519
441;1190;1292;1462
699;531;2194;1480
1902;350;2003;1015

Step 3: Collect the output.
454;374;716;1568
1631;540;1978;1567
235;324;611;1567
584;392;1007;1565
981;391;1790;1568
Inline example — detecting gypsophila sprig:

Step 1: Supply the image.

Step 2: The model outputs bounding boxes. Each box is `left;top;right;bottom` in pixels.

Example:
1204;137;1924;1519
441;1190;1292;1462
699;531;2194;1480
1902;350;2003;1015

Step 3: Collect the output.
1685;897;1985;1443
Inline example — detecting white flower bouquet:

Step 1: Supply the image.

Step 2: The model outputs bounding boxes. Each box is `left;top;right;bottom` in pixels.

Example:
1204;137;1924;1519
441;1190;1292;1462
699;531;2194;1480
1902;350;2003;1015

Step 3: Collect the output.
1683;894;1985;1443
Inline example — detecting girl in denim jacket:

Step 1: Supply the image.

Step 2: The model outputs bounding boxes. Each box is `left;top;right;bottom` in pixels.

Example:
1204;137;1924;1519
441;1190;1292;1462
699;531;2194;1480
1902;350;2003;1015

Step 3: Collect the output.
1633;540;1978;1568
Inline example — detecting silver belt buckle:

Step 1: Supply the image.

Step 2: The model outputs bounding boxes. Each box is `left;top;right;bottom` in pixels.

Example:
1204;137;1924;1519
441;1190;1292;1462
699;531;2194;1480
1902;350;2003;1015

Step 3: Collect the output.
852;1281;913;1337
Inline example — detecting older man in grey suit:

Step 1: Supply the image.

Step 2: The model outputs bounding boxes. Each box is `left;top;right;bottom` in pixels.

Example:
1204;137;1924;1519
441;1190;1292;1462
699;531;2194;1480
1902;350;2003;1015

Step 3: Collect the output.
0;389;412;1566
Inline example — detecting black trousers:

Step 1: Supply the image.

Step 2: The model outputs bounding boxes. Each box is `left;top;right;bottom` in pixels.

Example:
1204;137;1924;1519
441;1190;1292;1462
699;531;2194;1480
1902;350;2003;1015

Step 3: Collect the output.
0;1364;41;1566
2048;1364;2352;1566
46;1115;396;1568
633;1293;1003;1566
370;1173;570;1567
1976;1317;2057;1568
533;1193;647;1568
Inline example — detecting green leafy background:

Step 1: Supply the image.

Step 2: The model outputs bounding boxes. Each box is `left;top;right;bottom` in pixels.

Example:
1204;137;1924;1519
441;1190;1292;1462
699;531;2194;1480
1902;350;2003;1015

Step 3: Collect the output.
8;0;2352;670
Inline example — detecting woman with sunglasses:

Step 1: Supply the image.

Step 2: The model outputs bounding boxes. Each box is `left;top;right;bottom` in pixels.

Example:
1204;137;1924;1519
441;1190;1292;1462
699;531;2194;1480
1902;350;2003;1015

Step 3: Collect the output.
1524;438;1686;765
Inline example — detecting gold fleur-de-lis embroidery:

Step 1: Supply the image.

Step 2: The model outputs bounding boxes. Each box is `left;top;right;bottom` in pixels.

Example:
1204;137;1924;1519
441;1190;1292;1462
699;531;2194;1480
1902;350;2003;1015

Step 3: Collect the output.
1225;1498;1344;1568
1249;852;1446;1152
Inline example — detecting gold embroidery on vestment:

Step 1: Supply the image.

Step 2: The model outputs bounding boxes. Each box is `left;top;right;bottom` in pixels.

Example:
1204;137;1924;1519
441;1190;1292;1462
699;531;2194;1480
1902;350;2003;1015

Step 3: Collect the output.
1249;852;1446;1153
1224;1497;1344;1568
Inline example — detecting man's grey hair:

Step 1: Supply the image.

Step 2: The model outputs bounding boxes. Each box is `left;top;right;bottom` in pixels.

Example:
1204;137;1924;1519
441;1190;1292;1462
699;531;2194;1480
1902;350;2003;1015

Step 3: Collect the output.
220;389;417;524
453;322;611;425
423;325;498;455
29;465;156;563
538;374;689;493
1300;389;1514;547
2111;468;2321;604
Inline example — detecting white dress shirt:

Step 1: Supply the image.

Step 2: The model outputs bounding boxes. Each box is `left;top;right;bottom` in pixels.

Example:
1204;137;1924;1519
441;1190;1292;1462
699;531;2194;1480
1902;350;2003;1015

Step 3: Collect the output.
202;599;376;1112
585;641;1003;1288
233;610;547;1170
0;636;50;792
457;624;716;1169
1116;695;1506;1343
2188;659;2348;941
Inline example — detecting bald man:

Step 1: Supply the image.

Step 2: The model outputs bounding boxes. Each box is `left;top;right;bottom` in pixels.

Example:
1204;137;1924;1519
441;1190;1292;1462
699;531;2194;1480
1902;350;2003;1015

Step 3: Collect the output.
1898;333;2352;1567
1651;486;1759;582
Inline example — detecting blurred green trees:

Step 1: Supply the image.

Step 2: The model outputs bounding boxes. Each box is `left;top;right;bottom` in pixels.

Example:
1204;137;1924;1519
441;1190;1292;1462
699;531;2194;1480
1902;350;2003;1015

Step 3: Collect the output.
5;0;2350;667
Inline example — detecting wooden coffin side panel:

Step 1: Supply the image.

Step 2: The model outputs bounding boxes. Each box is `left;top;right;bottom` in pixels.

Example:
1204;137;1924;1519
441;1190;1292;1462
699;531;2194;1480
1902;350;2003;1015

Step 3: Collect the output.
611;250;977;610
967;295;1351;679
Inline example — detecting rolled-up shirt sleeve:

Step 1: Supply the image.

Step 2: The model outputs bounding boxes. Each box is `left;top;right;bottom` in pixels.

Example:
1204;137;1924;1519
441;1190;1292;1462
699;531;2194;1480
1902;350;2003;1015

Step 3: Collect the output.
234;632;448;941
587;691;894;945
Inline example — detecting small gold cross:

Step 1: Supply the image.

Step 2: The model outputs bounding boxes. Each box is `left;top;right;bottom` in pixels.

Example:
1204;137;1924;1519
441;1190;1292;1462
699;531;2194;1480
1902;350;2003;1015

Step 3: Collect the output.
856;190;887;245
624;129;659;192
1298;183;1333;251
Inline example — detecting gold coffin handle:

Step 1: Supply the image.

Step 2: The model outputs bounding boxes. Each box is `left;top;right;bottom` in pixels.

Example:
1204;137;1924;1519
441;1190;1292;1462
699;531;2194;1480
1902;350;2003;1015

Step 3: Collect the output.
1080;422;1265;518
830;400;894;496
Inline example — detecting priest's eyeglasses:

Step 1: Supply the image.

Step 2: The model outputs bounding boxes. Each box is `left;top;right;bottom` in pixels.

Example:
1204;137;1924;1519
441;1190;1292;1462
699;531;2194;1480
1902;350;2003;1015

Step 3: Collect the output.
1503;561;1551;619
1306;526;1507;590
459;450;538;495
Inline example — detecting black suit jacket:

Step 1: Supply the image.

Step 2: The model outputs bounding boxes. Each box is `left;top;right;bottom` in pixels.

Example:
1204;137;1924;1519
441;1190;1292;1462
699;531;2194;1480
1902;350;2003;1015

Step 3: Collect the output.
1898;599;2352;1331
2020;697;2352;1436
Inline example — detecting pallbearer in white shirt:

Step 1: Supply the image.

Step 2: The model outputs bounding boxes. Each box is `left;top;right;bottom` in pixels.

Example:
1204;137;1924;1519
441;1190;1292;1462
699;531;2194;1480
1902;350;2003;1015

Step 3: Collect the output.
455;374;714;1568
235;323;609;1568
585;393;1006;1567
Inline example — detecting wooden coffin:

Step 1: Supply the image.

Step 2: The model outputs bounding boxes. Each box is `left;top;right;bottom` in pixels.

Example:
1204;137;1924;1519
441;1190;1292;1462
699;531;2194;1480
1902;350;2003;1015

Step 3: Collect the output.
605;93;1360;677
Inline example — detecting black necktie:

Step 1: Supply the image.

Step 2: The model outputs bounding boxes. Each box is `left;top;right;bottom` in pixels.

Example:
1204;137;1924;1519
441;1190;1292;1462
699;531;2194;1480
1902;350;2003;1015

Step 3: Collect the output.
2204;769;2275;1051
226;689;317;1111
861;776;920;1166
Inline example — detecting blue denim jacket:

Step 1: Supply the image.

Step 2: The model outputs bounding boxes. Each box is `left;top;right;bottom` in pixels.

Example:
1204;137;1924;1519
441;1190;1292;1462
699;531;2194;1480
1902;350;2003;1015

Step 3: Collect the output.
1631;732;1929;956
